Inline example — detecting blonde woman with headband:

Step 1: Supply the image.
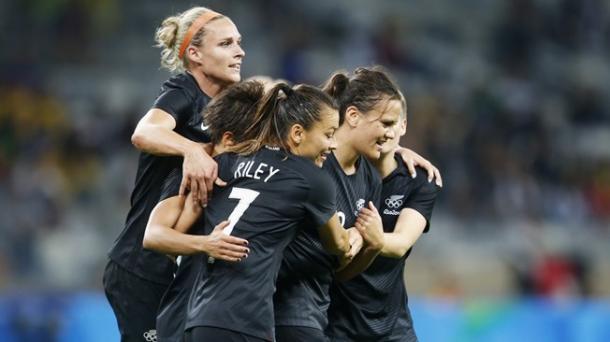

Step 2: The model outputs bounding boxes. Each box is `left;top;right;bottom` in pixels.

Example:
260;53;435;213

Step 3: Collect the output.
104;7;245;341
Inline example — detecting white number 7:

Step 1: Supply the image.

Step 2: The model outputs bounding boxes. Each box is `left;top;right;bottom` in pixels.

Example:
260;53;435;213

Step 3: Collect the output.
208;187;259;264
223;187;260;235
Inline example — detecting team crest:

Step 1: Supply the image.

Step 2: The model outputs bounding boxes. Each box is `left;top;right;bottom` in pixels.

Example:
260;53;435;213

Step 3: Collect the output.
354;199;365;215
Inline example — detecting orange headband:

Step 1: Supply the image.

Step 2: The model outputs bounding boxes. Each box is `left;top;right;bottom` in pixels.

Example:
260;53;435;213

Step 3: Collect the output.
178;11;221;59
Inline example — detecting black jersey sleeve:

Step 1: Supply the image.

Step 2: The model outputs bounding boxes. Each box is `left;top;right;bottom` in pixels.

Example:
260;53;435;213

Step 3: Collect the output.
303;170;337;227
214;152;237;183
159;167;183;202
403;168;440;233
152;89;192;127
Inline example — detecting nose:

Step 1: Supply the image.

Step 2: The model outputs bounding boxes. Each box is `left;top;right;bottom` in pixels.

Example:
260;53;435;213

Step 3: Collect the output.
329;136;338;151
235;44;245;59
384;127;395;140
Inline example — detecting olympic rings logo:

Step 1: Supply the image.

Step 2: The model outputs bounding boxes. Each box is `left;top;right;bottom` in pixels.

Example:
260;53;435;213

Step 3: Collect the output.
385;195;404;209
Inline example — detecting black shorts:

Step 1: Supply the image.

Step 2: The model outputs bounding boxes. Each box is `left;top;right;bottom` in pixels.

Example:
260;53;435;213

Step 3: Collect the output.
157;256;201;342
275;326;328;342
103;259;169;342
185;326;268;342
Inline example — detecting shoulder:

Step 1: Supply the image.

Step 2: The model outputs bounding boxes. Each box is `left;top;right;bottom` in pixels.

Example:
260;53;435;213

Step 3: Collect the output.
160;73;198;98
286;155;334;192
410;166;441;195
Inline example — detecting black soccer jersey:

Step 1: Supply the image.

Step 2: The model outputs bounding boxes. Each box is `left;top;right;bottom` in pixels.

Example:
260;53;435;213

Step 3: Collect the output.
326;156;440;341
108;72;211;285
184;147;337;341
274;152;382;332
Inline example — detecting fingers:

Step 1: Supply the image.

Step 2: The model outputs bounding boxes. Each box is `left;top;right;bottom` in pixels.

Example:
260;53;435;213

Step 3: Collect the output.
424;162;435;183
179;177;189;197
204;176;214;200
367;201;379;215
406;159;417;179
215;177;227;187
223;235;249;246
354;220;367;234
213;220;230;232
198;179;208;207
190;178;200;206
434;167;443;187
218;239;250;254
213;240;250;262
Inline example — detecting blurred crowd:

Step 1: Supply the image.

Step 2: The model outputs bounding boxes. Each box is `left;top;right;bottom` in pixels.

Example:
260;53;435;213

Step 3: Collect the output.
1;0;609;296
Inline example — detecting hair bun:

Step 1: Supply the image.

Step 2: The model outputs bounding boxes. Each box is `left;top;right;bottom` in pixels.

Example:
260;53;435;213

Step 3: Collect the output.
322;72;349;99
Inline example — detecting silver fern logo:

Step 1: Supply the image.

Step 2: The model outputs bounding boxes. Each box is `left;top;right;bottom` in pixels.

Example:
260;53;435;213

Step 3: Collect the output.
354;199;366;215
385;195;404;209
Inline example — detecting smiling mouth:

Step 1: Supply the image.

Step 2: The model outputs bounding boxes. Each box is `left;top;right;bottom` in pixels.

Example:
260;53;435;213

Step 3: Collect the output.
375;140;387;150
229;63;241;71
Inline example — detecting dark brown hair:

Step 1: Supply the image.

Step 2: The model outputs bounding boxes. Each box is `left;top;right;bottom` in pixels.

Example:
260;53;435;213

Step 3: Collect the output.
228;82;337;155
322;66;402;125
203;80;265;145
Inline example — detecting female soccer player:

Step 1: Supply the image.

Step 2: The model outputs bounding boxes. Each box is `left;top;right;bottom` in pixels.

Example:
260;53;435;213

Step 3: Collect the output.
142;80;269;342
103;6;245;341
148;82;359;341
326;88;441;341
274;67;405;342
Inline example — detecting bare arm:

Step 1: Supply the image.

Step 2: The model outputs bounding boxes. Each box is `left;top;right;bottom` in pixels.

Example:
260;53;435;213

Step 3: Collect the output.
131;108;218;206
143;192;249;261
380;208;426;258
317;214;354;257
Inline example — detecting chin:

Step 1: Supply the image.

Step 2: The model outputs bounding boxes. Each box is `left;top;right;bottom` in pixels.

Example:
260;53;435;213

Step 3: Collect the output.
366;149;381;161
222;73;241;84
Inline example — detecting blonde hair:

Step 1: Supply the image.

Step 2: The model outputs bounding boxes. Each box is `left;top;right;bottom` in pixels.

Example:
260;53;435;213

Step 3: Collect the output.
155;7;223;73
398;89;407;120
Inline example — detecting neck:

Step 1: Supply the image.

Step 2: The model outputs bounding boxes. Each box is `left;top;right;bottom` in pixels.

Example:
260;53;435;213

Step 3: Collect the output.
188;69;227;98
333;127;360;175
372;151;398;178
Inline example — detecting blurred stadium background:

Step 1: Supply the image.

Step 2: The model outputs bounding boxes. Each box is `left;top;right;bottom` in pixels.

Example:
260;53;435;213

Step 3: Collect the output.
1;0;610;340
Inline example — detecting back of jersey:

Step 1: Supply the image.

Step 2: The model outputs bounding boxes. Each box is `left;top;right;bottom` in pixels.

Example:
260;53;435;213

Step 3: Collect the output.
185;147;336;341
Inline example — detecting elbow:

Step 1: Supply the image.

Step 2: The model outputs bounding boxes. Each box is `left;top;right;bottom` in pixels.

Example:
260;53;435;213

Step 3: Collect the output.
142;227;159;251
131;130;146;150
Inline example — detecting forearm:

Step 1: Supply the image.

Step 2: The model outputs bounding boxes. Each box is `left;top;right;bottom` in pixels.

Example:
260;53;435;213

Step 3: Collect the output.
143;224;204;255
322;229;350;256
335;246;380;282
131;123;196;156
319;215;351;256
380;232;418;258
380;209;426;258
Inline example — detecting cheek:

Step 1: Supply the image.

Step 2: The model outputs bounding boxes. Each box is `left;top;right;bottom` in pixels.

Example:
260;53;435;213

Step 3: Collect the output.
362;122;382;141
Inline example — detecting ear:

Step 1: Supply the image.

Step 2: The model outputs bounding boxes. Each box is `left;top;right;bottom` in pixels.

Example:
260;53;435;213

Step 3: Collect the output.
344;105;360;128
289;124;305;146
220;132;235;146
185;46;202;65
399;118;407;137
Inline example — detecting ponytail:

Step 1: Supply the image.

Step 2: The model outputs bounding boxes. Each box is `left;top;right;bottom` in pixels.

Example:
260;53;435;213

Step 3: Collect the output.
228;83;292;155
